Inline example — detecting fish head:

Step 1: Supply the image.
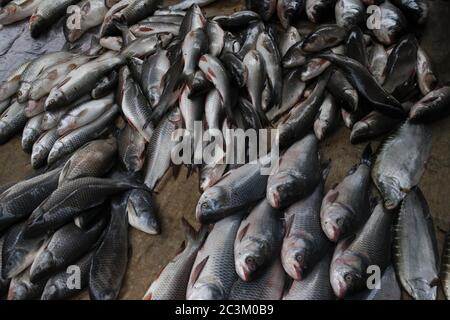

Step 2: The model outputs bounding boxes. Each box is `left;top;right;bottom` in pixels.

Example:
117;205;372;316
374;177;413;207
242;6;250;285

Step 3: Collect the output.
195;186;228;223
4;249;27;279
189;281;224;300
31;145;48;169
267;172;303;209
281;235;316;280
45;89;67;110
330;252;366;298
30;250;55;282
321;203;354;242
235;237;269;281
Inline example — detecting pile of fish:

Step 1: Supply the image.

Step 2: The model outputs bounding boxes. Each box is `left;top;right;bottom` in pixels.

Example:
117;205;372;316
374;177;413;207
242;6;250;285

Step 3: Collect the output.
0;0;449;300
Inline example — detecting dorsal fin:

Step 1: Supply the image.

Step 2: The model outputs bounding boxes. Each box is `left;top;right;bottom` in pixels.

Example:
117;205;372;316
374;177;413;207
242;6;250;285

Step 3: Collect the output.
190;256;209;285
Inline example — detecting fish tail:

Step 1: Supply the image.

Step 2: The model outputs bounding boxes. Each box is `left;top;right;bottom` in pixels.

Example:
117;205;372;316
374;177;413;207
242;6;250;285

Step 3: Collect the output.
181;217;208;251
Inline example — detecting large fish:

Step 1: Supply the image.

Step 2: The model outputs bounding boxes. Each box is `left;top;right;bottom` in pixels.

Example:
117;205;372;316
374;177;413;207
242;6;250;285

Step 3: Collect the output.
143;219;207;300
140;50;170;107
30;218;106;282
267;134;321;209
393;188;439;300
187;213;243;300
234;199;283;281
127;189;160;235
327;69;358;113
321;145;372;242
24;177;142;237
0;167;61;232
330;202;393;298
372;121;432;210
182;28;208;78
89;194;129;300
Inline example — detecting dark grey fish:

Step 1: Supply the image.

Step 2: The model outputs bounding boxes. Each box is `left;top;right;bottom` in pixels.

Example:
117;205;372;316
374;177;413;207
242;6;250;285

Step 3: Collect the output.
317;53;405;118
140;50;170;106
330;202;393;298
0;168;61;232
345;25;368;68
41;251;94;300
207;20;225;57
24;177;143;237
279;26;302;57
7;267;46;300
283;250;335;300
368;43;388;85
391;0;428;25
246;0;277;21
267;134;321;209
188;70;214;99
393;188;439;300
321;145;372;242
282;39;309;69
143;219;207;300
372;121;432;210
91;70;119;99
409;87;450;123
89;194;129;300
30;218;105;282
229;258;285;300
277;0;305;29
351;110;401;144
187;213;244;300
306;0;336;23
127;189;159;235
335;0;365;28
234;199;283;281
372;1;408;46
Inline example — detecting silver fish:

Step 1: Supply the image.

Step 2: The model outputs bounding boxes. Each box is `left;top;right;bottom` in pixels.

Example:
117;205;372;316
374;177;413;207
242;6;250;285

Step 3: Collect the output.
141;50;170;106
207;20;225;57
21;113;44;153
129;22;180;37
182;28;209;77
277;0;305;29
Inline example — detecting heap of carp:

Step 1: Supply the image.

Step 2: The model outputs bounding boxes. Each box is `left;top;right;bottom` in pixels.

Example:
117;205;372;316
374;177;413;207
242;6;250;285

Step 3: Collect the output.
0;0;449;300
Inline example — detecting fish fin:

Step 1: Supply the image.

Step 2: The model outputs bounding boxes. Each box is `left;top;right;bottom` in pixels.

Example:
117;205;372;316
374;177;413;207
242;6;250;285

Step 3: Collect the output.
325;189;339;204
361;144;372;166
236;223;250;242
190;256;209;285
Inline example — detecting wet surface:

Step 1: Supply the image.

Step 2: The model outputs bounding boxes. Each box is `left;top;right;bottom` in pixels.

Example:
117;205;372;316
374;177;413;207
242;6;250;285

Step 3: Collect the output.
0;0;449;300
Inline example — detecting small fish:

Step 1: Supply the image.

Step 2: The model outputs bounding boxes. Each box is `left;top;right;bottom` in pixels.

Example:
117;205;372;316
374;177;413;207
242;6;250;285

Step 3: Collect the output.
143;219;207;300
372;121;432;209
393;188;439;300
127;189;160;235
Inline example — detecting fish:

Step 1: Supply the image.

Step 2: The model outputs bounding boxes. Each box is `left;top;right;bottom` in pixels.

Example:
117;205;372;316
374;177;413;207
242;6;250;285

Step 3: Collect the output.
350;111;401;144
442;231;450;300
345;25;368;68
314;92;339;140
199;161;227;192
117;123;146;173
127;189;160;235
368;43;388;85
275;69;305;120
221;52;246;89
89;194;129;300
317;53;405;118
99;36;123;51
243;50;270;125
7;267;46;300
257;32;282;107
283;250;335;300
229;258;285;300
168;0;217;10
31;129;59;169
204;88;223;131
21;113;44;153
246;0;277;21
47;104;119;165
64;0;109;43
393;188;439;300
178;4;207;40
0;61;30;102
28;55;94;101
0;99;11;115
144;108;181;190
409;86;450;122
321;145;372;242
17;51;76;103
327;69;359;113
281;170;330;280
416;46;437;96
335;0;365;28
372;121;432;209
30;218;106;282
279;26;301;57
206;21;225;57
143;219;207;300
267;134;321;209
277;0;305;29
196;155;273;224
0;100;28;145
57;94;115;136
58;137;117;185
213;10;260;29
330;202;393;298
383;35;418;94
45;52;124;110
348;265;401;300
187;213;243;300
391;0;428;25
199;54;233;121
29;0;81;38
0;0;46;26
41;251;94;300
234;199;283;281
24;177;142;237
237;21;264;59
277;71;329;148
2;223;49;279
372;1;408;46
140;50;170;106
114;0;161;27
305;0;335;23
99;0;133;37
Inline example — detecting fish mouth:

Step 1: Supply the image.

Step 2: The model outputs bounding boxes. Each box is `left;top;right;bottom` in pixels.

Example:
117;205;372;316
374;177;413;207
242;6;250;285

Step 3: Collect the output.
267;188;281;208
323;220;340;242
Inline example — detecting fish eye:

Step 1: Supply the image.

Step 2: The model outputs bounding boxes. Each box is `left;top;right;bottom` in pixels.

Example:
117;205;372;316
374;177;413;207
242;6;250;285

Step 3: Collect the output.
344;273;353;283
245;256;256;270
